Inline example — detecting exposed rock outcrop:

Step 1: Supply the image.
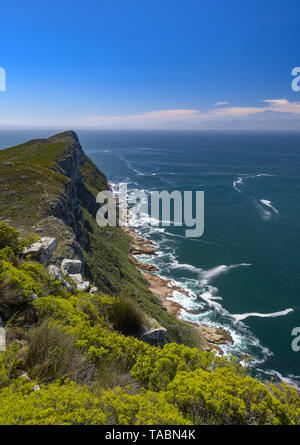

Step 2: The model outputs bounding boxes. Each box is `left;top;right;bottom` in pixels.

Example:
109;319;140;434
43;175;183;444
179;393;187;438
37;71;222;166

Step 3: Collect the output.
61;259;83;275
69;274;90;292
141;325;168;347
140;272;187;317
47;265;63;281
130;238;158;256
60;258;89;291
197;325;234;345
23;237;57;264
130;255;159;272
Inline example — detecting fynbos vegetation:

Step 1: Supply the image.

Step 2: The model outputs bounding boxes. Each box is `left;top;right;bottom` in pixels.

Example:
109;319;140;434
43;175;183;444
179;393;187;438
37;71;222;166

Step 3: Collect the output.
0;133;299;425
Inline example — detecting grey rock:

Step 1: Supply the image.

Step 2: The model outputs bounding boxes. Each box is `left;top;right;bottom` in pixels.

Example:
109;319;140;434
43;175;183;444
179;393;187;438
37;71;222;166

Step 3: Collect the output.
20;372;31;381
69;273;90;292
23;237;57;263
32;385;40;392
0;327;6;353
47;265;63;281
141;320;168;347
61;259;83;275
89;286;98;295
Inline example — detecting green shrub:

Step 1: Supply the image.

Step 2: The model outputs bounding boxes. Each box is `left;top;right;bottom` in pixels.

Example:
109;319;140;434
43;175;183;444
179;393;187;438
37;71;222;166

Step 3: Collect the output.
0;345;20;389
33;294;150;371
26;321;95;384
0;260;43;299
101;387;191;425
165;367;298;425
111;296;145;337
33;295;87;326
131;342;238;391
0;223;19;251
0;379;107;425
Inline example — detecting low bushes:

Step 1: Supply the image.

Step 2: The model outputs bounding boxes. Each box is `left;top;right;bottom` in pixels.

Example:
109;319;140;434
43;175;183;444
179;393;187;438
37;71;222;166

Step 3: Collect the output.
166;368;299;425
1;222;300;425
111;296;145;336
26;321;95;384
101;387;190;425
0;223;19;251
0;379;107;425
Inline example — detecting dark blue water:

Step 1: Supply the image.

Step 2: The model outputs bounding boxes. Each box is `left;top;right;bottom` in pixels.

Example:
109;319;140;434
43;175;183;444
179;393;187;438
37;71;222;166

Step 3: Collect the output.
1;130;300;385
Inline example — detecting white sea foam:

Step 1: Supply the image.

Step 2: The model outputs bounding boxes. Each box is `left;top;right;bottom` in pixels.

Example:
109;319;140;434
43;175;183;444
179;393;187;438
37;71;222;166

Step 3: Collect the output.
256;368;300;388
254;199;273;220
232;308;293;322
199;263;251;284
163;231;211;243
260;199;279;214
170;261;202;274
233;173;275;193
233;177;243;192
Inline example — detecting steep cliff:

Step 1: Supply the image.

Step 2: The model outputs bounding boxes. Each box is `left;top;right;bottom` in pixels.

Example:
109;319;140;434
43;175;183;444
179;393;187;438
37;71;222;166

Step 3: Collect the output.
0;131;202;347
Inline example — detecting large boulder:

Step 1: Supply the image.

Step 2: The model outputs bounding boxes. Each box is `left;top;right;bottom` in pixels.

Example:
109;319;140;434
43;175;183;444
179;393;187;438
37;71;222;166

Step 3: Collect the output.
61;259;83;275
69;273;90;292
47;265;73;292
47;265;63;281
141;319;168;347
0;327;6;352
23;237;57;263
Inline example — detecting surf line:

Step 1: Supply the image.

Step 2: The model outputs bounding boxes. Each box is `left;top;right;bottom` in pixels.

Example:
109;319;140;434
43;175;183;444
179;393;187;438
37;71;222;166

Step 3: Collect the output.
232;308;293;322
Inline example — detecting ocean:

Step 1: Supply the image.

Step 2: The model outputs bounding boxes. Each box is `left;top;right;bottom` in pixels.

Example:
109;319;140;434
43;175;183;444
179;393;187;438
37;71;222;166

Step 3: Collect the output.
1;129;300;386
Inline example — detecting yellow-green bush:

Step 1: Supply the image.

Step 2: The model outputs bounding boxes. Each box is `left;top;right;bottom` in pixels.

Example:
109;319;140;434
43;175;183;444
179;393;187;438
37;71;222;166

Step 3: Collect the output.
26;321;94;384
0;260;43;299
0;346;19;389
0;223;19;251
101;387;191;425
0;379;107;425
165;367;299;425
131;342;240;391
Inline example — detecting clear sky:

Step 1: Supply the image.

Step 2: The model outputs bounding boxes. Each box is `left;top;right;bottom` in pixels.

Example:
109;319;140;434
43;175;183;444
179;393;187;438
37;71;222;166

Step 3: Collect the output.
1;0;300;129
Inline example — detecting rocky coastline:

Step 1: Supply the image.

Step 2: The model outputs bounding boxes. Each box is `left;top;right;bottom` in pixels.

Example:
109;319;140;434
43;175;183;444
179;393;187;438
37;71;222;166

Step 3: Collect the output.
123;226;234;354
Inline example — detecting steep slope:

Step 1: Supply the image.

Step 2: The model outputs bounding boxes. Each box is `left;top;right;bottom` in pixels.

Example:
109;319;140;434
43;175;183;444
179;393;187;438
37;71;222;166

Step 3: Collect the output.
0;131;202;347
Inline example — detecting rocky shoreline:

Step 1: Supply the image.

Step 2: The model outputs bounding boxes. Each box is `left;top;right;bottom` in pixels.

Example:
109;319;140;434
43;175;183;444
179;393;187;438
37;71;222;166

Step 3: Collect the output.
123;226;234;354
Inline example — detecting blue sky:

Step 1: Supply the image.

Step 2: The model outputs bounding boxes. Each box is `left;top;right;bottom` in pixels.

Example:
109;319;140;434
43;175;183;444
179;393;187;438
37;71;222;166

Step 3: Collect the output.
0;0;300;129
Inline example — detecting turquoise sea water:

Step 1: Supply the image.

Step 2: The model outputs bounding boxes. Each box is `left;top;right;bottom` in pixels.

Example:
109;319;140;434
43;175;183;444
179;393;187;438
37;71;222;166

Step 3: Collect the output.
1;130;300;385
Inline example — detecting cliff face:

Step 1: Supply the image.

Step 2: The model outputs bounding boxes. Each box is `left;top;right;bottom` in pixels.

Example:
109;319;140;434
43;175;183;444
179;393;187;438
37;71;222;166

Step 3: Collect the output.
0;130;107;264
0;131;203;347
46;131;105;255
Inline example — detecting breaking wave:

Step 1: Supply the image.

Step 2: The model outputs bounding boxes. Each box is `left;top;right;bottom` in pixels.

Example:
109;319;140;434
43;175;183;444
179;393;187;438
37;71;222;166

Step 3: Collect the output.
232;308;294;322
